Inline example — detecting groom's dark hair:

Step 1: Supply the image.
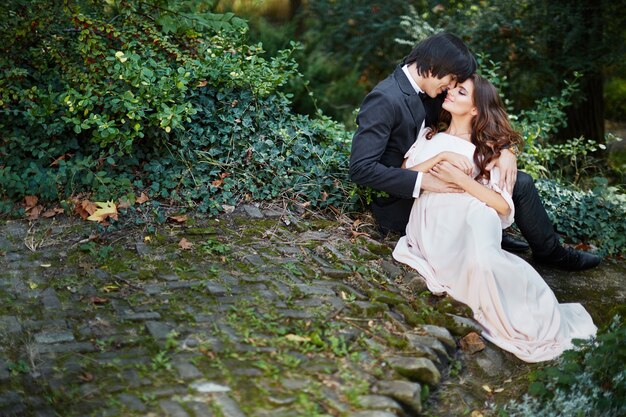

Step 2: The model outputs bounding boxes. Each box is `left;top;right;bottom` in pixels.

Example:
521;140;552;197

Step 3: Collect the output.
403;32;476;82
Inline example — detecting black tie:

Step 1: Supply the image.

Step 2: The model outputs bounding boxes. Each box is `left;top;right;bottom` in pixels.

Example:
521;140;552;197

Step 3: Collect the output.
418;92;427;101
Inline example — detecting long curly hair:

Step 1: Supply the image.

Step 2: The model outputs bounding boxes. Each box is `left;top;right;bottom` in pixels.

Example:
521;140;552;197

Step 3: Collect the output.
428;74;523;180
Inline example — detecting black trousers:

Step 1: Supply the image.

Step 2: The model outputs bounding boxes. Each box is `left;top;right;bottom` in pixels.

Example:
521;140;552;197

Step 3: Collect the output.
511;171;560;257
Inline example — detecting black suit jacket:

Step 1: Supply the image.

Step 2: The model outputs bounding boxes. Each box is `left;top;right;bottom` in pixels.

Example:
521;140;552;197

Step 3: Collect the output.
349;66;445;232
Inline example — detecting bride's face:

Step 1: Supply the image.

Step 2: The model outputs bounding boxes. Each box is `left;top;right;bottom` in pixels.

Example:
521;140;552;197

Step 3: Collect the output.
442;79;478;117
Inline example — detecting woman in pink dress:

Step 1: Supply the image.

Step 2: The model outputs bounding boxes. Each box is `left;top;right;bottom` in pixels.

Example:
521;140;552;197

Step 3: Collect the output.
392;74;596;362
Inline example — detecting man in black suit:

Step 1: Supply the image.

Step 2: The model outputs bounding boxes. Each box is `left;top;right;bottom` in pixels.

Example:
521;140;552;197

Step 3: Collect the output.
349;33;600;271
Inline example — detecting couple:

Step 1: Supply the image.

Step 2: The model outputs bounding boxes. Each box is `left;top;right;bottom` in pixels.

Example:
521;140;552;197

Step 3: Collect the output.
349;33;598;362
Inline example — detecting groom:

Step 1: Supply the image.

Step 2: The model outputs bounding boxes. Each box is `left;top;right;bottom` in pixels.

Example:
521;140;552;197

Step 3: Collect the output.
349;33;601;271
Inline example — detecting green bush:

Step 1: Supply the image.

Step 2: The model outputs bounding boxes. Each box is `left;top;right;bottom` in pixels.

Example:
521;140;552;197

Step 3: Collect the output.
137;87;355;214
534;179;626;256
1;2;207;167
0;0;356;213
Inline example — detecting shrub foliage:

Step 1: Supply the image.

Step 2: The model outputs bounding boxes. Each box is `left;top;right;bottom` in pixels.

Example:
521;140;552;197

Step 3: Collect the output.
502;316;626;417
0;0;353;213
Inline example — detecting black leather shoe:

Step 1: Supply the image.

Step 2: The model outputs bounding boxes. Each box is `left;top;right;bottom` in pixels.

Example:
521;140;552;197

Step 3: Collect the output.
501;233;530;253
533;247;602;271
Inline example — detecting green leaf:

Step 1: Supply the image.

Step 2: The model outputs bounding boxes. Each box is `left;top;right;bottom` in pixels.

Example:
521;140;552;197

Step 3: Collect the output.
528;381;547;397
141;68;154;79
156;15;178;34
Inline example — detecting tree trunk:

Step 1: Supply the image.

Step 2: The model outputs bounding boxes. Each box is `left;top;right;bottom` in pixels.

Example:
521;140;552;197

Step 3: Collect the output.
558;72;605;141
555;0;606;142
289;0;302;20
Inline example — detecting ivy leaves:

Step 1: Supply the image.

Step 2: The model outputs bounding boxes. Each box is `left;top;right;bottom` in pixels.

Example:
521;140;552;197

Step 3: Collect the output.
0;0;304;207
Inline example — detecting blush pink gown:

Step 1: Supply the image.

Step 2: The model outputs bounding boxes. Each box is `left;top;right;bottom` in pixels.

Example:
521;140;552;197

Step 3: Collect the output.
392;130;597;362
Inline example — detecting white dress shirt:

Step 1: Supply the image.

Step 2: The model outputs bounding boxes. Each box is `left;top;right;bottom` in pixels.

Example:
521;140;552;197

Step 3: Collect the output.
401;64;425;198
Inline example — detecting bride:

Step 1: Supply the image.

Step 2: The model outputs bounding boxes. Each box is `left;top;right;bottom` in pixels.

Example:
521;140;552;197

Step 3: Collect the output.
393;74;596;362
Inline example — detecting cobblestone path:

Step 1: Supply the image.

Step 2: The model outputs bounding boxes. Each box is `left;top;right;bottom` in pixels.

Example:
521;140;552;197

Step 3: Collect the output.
1;205;624;417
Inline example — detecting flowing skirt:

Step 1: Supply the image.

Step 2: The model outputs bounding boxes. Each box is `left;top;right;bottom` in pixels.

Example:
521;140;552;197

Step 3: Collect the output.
393;192;596;362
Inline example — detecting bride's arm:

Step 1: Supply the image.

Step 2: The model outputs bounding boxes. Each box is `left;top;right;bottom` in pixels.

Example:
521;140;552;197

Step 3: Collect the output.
402;154;439;170
404;151;473;174
431;162;511;216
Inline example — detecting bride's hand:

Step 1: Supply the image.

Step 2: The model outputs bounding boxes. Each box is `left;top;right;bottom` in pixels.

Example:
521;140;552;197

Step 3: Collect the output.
486;149;517;194
440;152;473;175
430;161;469;185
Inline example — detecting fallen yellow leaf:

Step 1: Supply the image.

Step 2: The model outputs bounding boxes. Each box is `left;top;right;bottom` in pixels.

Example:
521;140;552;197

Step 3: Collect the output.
482;385;492;393
102;284;119;293
285;334;311;343
87;201;118;223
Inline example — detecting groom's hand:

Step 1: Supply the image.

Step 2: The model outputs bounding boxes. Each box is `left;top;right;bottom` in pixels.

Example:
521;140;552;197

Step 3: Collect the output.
488;149;517;193
421;172;464;193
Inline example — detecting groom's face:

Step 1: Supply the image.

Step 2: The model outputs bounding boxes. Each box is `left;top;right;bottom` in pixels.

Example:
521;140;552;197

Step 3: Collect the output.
423;73;457;98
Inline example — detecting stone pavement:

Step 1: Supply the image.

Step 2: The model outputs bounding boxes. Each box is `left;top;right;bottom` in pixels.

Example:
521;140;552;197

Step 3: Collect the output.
1;204;623;417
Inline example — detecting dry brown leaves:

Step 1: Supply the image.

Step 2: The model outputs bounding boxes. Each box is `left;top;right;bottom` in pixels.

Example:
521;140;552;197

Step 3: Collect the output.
168;214;188;223
211;172;230;188
178;238;193;250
